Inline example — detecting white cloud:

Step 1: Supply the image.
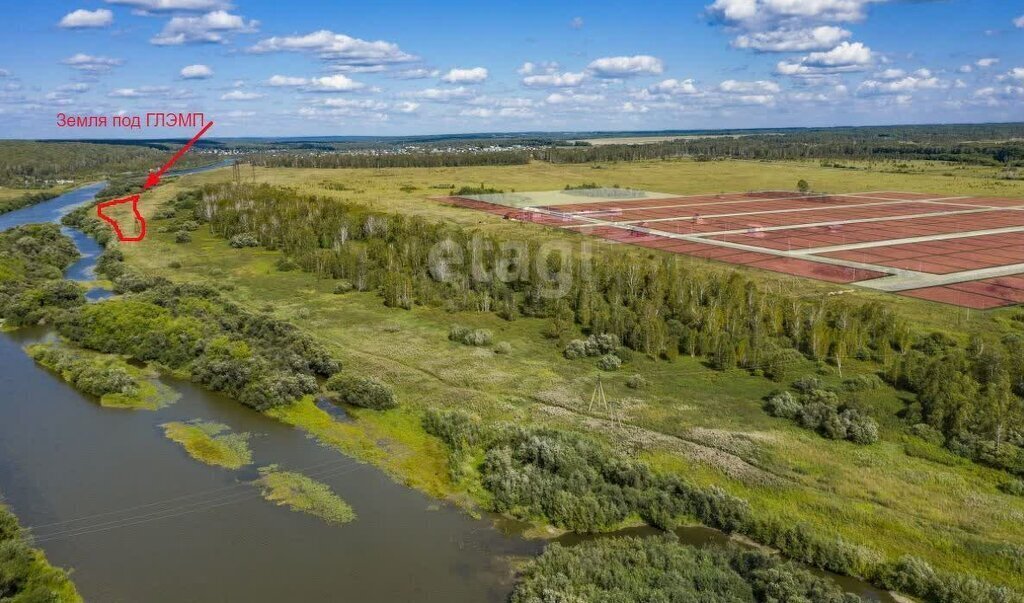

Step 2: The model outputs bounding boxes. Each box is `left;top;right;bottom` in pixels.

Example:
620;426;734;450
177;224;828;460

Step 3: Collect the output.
776;41;872;76
647;78;699;96
61;53;122;73
1014;14;1024;28
621;101;649;114
151;10;258;45
306;74;365;92
0;69;9;77
587;55;663;78
976;57;999;68
105;0;230;10
958;64;973;74
395;101;419;113
876;68;904;80
469;96;534;108
58;83;90;93
221;90;263;100
180;64;213;79
402;86;472;101
719;79;781;93
545;92;604;105
522;71;586;88
108;86;192;99
249;30;416;69
857;74;945;95
1005;67;1024;82
733;26;850;52
570;16;584;29
394;68;439;79
708;0;882;27
517;62;536;75
441;67;488;84
460;107;493;118
316;98;387;110
59;9;114;29
266;75;307;87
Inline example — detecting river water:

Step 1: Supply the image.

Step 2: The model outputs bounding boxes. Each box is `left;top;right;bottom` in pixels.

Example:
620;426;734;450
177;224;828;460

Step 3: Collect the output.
0;179;896;602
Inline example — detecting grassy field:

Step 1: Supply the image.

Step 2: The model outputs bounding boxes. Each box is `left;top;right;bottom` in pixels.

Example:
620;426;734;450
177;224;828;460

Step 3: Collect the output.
115;159;1024;590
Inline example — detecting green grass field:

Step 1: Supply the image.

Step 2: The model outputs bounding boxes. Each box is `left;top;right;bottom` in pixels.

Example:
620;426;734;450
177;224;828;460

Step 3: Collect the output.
116;159;1024;590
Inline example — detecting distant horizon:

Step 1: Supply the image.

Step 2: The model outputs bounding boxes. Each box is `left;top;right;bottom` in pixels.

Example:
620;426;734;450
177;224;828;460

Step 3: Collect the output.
12;120;1024;144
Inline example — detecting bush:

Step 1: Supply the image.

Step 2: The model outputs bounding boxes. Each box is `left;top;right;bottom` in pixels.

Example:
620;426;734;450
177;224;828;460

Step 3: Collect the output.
275;256;297;271
229;233;260;248
325;374;397;410
332;280;353;294
597;353;622;371
999;479;1024;497
448;324;492;346
175;230;192;244
564;333;619;359
842;374;882;391
764;391;801;419
626;374;648;389
494;341;512;355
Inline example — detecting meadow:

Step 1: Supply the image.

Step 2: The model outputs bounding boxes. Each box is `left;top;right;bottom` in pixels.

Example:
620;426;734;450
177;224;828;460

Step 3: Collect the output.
115;158;1024;591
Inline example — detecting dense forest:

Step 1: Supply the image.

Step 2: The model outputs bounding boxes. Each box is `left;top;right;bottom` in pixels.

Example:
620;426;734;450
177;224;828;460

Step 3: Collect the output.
0;141;211;188
178;182;1023;479
242;123;1024;169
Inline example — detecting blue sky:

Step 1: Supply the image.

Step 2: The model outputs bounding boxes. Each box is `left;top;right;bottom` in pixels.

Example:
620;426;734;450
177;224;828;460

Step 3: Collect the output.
0;0;1022;138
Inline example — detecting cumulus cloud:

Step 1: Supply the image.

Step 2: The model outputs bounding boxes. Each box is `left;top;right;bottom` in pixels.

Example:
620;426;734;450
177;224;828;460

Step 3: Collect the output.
61;53;122;73
395;101;419;113
1015;14;1024;28
265;75;307;87
394;68;439;79
975;57;999;68
59;9;114;29
1005;67;1024;82
108;86;192;99
221;90;263;100
858;72;946;96
460;107;493;118
441;67;488;84
58;83;90;93
522;71;586;88
402;86;473;101
719;79;781;93
545;92;604;105
305;74;365;92
707;0;882;27
151;10;258;45
180;64;213;79
587;55;663;78
105;0;230;10
733;26;850;52
646;78;699;96
876;68;905;80
249;30;416;70
776;41;872;76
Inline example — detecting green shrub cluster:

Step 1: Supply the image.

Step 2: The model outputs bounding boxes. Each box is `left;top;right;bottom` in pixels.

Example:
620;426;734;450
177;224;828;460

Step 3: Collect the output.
448;324;493;346
511;535;862;603
324;374;397;410
563;333;619;359
764;383;879;445
53;282;338;410
228;233;260;248
0;504;80;601
28;345;138;398
0;224;84;327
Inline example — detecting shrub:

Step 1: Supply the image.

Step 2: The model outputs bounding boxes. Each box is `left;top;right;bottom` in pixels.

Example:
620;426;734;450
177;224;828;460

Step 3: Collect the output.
325;374;397;410
842;374;882;391
564;333;619;359
597;353;622;371
626;374;648;389
494;341;512;355
174;230;192;244
275;256;297;271
765;391;801;419
332;280;353;294
999;479;1024;497
448;324;492;346
229;233;260;248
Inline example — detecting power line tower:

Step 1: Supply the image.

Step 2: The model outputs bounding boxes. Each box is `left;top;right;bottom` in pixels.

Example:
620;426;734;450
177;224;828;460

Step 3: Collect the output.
587;374;622;427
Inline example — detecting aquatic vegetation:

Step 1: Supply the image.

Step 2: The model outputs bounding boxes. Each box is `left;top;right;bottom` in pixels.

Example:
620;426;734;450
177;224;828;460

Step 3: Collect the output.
27;342;178;410
255;466;356;525
0;502;81;602
161;420;252;469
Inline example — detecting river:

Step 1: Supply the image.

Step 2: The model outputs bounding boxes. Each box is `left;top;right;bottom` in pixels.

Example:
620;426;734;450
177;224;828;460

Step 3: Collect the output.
0;177;896;602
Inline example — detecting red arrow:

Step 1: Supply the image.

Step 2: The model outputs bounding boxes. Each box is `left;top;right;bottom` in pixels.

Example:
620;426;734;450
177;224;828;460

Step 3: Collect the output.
143;120;214;190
